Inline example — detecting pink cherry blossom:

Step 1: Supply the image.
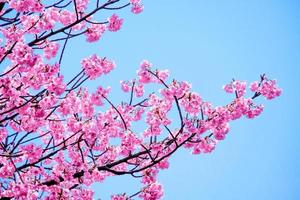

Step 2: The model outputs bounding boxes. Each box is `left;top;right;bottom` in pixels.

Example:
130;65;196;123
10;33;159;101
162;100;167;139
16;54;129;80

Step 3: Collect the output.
81;54;115;79
180;92;202;115
130;0;141;4
223;80;247;97
46;75;66;95
20;144;43;162
120;80;132;92
111;194;129;200
0;1;282;199
134;82;144;97
250;81;259;92
108;14;124;32
9;0;44;13
85;24;106;42
59;10;76;26
139;182;164;200
75;0;89;12
250;76;282;100
131;3;144;14
245;104;264;119
130;0;144;14
0;128;8;141
43;41;60;60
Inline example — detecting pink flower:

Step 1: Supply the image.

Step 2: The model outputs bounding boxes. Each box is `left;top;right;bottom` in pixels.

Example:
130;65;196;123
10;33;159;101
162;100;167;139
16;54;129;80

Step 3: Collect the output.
0;25;24;42
20;144;43;162
59;10;76;26
43;41;60;60
136;60;155;83
130;0;144;14
192;138;216;154
0;128;8;142
157;159;169;169
120;131;141;155
130;0;141;4
131;3;144;14
81;54;115;79
140;60;152;69
139;182;164;200
46;7;60;22
160;80;191;99
223;83;234;93
85;24;106;42
20;15;41;34
234;81;247;97
250;81;259;92
156;69;169;81
212;123;230;140
180;92;202;115
260;78;282;100
108;14;124;32
9;42;35;66
134;82;144;97
120;80;132;92
111;194;128;200
142;168;158;184
223;80;247;97
245;105;264;119
9;0;44;13
75;0;89;12
96;86;111;98
46;75;66;95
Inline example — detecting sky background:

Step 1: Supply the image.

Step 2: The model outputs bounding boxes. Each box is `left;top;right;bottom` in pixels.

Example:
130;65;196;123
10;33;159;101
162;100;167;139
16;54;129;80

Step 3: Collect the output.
60;0;300;199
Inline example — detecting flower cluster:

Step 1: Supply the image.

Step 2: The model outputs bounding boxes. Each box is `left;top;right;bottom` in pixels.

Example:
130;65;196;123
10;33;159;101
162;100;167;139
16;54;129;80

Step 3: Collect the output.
43;41;60;60
81;54;115;79
9;0;44;12
139;183;164;200
130;0;144;14
0;0;282;199
250;77;282;99
108;14;124;32
223;80;247;97
85;24;106;42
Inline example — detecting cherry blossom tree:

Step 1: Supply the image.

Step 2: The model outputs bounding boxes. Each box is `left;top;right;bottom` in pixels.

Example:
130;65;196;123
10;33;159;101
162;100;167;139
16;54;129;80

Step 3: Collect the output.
0;0;281;199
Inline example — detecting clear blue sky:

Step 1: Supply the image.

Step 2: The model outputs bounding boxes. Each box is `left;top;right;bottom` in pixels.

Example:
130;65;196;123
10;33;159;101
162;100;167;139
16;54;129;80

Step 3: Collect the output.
61;0;300;199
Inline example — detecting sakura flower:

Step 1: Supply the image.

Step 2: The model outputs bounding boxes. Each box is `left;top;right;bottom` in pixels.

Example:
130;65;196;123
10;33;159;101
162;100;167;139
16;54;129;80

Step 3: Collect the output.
20;144;43;162
139;182;164;200
250;76;282;100
245;104;264;119
111;194;129;200
0;128;8;142
75;0;89;12
43;41;60;60
9;0;44;13
85;23;106;42
108;14;124;32
59;10;76;26
212;123;230;140
130;0;141;3
46;75;66;95
180;92;202;115
250;81;259;92
223;80;247;97
120;80;132;92
130;0;144;14
81;54;115;79
134;82;144;97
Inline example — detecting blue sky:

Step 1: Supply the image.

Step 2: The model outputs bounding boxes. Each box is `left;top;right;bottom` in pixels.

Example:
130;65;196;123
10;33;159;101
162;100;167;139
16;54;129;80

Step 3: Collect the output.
52;0;299;199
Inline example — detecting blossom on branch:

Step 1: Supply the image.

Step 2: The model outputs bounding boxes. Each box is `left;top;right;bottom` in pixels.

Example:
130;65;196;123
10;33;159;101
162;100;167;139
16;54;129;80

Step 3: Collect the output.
0;0;281;199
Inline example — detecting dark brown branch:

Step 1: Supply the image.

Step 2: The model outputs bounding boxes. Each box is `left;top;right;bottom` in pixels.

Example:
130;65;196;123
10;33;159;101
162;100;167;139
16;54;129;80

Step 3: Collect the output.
27;0;120;47
102;95;128;130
